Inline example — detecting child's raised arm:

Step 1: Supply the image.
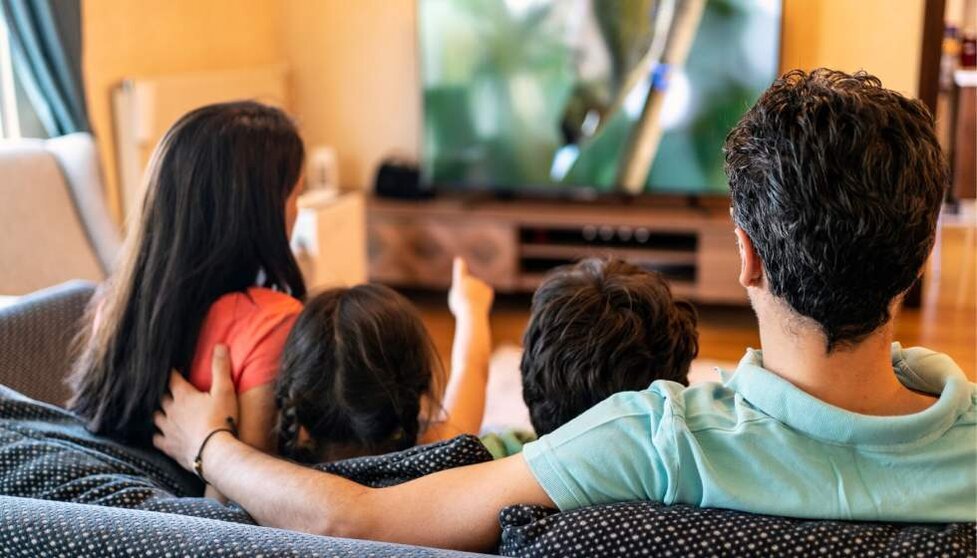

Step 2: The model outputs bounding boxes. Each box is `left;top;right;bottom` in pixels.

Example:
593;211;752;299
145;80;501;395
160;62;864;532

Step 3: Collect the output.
421;258;494;442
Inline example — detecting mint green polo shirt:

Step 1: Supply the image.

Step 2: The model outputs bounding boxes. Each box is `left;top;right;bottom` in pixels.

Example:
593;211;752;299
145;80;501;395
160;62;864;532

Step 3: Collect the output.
523;343;976;522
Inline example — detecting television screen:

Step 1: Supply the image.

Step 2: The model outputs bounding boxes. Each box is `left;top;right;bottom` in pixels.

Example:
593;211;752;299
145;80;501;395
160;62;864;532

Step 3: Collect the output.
419;0;782;196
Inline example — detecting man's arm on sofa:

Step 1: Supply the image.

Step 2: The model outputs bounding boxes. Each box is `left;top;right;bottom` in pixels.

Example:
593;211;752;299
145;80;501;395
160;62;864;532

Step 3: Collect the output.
196;434;548;551
153;345;554;552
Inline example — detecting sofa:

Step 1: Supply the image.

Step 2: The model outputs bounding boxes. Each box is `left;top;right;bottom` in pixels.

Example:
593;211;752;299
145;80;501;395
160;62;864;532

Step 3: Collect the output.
0;281;972;557
0;133;120;296
0;282;491;556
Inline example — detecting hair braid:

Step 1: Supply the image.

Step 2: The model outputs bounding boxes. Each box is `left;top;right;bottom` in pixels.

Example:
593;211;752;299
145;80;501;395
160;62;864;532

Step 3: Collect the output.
274;378;306;461
390;394;420;452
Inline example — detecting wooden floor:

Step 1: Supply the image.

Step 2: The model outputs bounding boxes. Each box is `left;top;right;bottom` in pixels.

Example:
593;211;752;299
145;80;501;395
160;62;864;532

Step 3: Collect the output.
413;218;976;380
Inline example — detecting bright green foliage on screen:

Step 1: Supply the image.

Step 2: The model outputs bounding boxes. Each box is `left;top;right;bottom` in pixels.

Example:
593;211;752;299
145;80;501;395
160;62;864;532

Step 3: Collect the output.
419;0;781;195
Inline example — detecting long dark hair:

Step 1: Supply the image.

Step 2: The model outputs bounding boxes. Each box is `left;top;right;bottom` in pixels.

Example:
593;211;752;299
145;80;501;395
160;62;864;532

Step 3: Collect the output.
69;101;307;445
274;285;444;463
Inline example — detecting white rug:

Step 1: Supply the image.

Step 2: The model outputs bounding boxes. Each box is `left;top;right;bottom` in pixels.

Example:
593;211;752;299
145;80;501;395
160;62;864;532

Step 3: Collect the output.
481;344;736;432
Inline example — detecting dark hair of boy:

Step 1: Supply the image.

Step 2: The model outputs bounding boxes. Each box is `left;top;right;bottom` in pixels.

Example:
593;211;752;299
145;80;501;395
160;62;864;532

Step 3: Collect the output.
724;68;948;351
69;101;307;446
520;258;699;436
275;284;444;463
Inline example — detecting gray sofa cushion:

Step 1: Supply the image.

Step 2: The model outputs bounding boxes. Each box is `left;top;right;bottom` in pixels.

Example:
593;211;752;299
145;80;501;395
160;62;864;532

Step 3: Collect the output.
498;502;976;558
0;280;95;406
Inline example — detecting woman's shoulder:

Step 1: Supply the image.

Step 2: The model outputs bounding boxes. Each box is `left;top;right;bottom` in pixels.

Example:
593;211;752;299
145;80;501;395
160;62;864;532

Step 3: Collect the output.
204;287;303;346
213;287;303;321
190;287;302;393
244;287;303;312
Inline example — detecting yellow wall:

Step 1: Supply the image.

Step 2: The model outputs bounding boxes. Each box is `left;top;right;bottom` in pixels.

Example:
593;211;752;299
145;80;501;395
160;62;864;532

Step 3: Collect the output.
782;0;925;96
82;0;284;222
281;0;419;191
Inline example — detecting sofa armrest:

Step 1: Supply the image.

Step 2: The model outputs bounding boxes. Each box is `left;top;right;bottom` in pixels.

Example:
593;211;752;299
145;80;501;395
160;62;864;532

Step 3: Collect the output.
0;496;489;557
0;280;95;406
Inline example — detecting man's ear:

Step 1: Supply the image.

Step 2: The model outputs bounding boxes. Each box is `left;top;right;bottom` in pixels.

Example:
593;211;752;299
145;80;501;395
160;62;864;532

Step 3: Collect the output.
734;227;764;288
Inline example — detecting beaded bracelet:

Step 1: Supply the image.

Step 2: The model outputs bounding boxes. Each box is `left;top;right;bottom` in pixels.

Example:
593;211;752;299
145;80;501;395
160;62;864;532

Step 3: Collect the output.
193;417;238;484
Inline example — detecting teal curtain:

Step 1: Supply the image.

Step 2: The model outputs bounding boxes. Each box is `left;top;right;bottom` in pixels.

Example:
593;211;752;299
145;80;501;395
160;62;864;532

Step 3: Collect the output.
1;0;89;136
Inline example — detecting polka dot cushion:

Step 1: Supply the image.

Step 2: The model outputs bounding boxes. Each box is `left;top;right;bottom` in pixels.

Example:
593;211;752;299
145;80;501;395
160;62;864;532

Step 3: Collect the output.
498;502;976;558
0;385;254;522
0;385;492;524
0;494;483;557
0;386;495;555
317;434;494;487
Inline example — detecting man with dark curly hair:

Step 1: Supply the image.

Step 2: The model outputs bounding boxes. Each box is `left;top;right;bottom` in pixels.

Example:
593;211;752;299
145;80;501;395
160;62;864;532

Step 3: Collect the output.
154;69;975;552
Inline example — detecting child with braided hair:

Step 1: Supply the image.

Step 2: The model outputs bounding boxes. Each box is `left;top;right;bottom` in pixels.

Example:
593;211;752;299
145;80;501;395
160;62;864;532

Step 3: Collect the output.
273;258;494;463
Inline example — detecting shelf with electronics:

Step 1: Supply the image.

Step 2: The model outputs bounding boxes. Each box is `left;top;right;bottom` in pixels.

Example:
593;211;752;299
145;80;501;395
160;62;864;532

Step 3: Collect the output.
366;195;746;304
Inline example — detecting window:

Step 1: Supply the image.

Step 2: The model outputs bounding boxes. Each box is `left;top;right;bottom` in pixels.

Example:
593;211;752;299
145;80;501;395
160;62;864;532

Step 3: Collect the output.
0;14;18;138
0;15;47;139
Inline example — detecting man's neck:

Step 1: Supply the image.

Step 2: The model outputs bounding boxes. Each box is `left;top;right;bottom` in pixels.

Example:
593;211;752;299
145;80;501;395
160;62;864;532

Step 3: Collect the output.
755;298;936;416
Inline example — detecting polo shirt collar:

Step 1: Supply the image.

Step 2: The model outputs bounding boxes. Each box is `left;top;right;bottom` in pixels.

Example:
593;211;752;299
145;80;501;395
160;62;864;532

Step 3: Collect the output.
723;343;973;446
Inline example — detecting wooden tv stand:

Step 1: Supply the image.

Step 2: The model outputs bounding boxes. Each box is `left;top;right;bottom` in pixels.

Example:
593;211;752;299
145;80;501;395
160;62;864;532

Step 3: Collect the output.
367;196;747;304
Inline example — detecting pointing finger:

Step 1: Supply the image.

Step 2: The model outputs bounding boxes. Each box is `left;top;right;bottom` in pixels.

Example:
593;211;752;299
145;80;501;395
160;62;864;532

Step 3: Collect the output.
453;257;468;283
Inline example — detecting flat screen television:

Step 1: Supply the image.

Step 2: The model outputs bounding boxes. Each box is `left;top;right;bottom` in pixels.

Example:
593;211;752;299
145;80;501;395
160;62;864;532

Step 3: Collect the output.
419;0;782;197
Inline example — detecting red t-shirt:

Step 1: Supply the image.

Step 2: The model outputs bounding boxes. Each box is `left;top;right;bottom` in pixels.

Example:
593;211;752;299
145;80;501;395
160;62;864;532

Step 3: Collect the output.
187;287;303;394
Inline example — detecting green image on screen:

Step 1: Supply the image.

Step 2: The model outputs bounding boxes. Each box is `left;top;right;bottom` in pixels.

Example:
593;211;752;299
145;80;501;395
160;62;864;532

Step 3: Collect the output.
419;0;781;195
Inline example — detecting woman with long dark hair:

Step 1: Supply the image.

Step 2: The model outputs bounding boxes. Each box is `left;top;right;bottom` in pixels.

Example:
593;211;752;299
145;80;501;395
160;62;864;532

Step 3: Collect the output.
69;101;307;455
71;101;495;503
